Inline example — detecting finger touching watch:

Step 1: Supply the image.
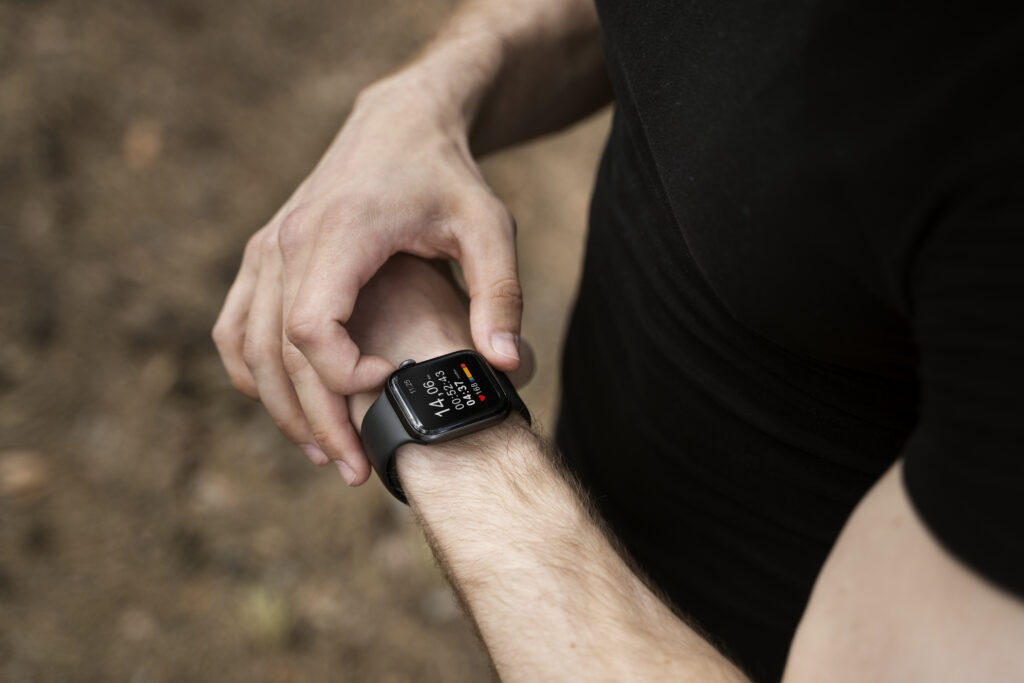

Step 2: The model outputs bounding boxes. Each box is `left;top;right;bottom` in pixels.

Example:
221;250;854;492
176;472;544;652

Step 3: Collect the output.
361;350;531;503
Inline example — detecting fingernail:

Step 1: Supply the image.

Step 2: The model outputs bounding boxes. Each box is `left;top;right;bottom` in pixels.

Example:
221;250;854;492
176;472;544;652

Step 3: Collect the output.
301;444;328;465
335;460;356;485
491;332;520;361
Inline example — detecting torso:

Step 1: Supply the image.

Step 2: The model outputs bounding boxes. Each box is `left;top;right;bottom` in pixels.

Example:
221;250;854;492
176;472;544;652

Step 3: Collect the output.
557;2;1024;679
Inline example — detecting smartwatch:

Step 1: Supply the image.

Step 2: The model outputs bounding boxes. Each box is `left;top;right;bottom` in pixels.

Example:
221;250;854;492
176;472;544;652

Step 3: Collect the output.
361;349;531;504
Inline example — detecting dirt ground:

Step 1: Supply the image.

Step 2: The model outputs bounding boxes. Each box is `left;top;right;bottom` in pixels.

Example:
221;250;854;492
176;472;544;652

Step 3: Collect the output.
0;1;609;681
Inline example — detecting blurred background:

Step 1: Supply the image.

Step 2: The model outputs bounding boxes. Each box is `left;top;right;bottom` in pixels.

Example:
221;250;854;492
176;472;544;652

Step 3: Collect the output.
0;0;609;680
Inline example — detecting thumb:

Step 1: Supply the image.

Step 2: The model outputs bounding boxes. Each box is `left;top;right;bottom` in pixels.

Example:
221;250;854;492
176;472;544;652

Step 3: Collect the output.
505;337;535;389
459;213;523;373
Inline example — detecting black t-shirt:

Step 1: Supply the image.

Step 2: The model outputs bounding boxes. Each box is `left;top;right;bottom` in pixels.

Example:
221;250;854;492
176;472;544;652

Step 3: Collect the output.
555;2;1024;680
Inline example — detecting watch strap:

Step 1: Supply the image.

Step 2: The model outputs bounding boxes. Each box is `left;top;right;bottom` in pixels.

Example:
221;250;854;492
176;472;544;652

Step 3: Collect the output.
362;392;414;503
496;369;531;426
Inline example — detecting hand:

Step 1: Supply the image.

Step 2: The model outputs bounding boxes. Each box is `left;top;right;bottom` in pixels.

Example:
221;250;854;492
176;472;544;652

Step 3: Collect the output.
211;75;523;482
343;255;533;426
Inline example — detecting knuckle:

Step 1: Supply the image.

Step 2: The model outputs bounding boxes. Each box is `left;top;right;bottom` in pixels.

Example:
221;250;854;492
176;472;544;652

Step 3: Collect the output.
466;194;514;229
244;230;266;259
488;201;515;230
489;276;523;304
284;311;319;347
280;341;308;375
259;229;280;258
277;207;310;255
323;376;353;396
310;427;339;455
210;321;231;349
241;335;271;370
321;360;359;394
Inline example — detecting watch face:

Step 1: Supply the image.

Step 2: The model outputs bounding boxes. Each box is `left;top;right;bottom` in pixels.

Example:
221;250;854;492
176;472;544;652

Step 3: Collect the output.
388;351;510;437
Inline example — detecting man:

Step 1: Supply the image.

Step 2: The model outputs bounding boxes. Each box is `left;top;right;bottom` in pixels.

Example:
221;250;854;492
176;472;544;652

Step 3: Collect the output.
212;0;1024;679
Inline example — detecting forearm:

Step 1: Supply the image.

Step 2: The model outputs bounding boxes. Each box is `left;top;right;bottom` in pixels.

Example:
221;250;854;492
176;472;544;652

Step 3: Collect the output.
396;418;748;682
361;0;611;156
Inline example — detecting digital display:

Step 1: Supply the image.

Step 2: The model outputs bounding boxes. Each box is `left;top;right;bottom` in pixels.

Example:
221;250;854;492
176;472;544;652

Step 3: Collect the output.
388;351;508;435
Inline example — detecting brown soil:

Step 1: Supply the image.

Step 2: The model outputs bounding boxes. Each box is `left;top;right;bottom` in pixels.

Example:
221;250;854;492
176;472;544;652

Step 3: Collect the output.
0;1;609;681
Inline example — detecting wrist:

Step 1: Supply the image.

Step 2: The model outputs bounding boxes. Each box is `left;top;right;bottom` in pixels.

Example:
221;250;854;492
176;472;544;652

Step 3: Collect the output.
357;32;503;139
395;413;538;506
393;414;597;588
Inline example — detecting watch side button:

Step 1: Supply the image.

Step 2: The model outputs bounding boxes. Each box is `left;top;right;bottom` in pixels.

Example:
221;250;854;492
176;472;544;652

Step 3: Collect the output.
399;359;416;369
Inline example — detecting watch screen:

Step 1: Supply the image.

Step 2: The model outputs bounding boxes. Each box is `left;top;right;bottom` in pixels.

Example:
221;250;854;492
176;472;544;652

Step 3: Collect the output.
389;351;509;435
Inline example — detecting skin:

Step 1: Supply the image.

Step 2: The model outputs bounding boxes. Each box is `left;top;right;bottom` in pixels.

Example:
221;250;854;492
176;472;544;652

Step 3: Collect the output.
342;255;1024;682
211;0;609;483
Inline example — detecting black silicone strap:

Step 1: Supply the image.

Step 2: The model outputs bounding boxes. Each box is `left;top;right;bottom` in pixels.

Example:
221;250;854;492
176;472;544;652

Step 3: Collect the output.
362;392;415;503
497;371;531;427
362;363;530;505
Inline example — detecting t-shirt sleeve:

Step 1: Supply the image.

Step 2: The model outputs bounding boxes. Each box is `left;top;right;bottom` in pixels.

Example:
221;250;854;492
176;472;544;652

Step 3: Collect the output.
901;161;1024;596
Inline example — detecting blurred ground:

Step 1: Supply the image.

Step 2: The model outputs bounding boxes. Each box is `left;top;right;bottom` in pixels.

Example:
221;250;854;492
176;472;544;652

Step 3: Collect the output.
0;1;609;681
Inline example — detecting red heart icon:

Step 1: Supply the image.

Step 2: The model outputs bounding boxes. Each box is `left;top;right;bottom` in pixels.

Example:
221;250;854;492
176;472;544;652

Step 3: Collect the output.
478;395;486;401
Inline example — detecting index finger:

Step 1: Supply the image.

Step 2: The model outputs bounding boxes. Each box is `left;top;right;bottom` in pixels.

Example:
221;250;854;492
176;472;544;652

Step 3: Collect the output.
212;230;266;399
283;238;393;395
